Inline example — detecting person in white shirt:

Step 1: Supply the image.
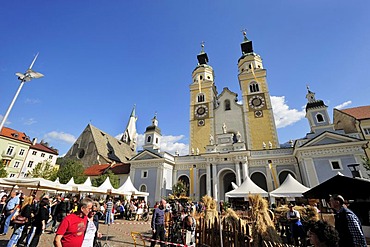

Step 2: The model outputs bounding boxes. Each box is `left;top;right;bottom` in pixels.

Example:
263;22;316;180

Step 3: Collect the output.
82;202;102;247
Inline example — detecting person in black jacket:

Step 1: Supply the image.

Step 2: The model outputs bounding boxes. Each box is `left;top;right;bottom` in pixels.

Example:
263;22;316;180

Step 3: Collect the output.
7;196;33;247
25;198;50;247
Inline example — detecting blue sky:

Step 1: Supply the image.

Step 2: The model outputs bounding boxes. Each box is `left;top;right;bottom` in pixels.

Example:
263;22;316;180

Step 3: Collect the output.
1;1;369;156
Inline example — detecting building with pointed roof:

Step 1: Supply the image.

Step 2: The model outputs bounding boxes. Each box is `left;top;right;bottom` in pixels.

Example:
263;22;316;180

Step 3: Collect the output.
334;106;370;158
64;123;136;168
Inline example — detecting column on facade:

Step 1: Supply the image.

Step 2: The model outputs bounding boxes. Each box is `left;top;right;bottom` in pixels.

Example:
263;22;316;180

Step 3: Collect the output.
235;162;241;186
131;168;136;183
302;158;319;187
212;164;218;201
265;165;274;192
206;163;212;196
172;167;177;186
155;165;164;202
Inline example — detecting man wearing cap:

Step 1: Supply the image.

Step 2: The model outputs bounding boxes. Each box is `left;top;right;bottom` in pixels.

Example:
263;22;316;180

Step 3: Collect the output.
329;194;366;247
286;203;305;246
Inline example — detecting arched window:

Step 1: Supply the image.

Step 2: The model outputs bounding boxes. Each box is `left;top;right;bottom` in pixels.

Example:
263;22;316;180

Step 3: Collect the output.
197;93;205;102
224;99;231;111
147;136;151;143
316;113;324;123
139;184;147;192
249;81;260;93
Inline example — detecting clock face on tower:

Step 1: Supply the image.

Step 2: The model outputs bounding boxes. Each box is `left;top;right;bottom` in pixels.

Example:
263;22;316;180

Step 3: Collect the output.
248;94;266;110
194;104;208;119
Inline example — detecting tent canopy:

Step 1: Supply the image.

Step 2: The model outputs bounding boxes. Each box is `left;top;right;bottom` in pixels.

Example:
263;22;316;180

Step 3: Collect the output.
117;177;149;196
0;178;70;191
303;174;370;200
270;174;310;198
97;177;130;196
225;176;268;198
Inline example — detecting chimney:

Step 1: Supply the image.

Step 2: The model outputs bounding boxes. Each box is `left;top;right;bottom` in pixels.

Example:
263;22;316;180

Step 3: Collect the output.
32;138;37;145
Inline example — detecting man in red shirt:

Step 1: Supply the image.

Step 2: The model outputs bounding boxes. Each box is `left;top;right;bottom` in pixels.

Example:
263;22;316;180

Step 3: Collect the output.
53;198;93;247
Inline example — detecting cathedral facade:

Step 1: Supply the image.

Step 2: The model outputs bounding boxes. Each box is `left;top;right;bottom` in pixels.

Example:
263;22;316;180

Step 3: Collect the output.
66;34;369;206
129;34;368;206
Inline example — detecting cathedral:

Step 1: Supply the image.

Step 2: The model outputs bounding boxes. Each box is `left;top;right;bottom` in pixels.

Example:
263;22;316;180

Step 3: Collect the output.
66;33;369;206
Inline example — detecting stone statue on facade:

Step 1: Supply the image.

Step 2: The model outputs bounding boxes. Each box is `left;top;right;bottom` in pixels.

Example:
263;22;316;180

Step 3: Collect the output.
222;123;227;134
196;148;200;155
263;142;266;149
268;141;272;149
236;131;241;142
209;134;214;145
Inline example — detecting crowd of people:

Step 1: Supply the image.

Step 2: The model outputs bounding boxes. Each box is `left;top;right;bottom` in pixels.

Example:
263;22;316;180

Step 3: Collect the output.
0;190;149;247
0;189;367;247
281;194;367;247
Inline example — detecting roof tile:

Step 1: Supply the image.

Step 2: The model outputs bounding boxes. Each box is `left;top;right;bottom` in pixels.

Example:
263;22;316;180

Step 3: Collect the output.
341;106;370;120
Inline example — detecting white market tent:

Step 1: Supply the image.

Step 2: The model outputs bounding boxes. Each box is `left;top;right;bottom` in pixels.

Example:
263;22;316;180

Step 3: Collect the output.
117;177;149;197
83;177;92;187
97;177;130;196
225;176;269;198
270;174;310;198
0;178;67;191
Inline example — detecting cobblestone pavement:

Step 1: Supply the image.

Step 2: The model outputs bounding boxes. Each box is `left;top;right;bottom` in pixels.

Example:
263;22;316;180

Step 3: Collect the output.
0;218;153;247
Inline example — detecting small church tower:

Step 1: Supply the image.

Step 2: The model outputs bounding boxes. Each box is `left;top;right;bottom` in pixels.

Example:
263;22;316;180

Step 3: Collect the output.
121;105;138;153
305;86;333;135
142;114;162;153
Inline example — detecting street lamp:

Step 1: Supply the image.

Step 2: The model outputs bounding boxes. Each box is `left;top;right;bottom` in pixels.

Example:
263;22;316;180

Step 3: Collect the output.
347;164;361;178
0;53;44;131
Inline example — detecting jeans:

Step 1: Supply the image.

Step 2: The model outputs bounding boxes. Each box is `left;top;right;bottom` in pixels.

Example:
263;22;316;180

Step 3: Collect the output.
7;225;24;247
105;210;113;224
3;210;17;234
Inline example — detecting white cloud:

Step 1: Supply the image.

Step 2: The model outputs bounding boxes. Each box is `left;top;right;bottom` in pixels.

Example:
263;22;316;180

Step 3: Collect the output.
25;98;41;104
271;96;306;128
334;100;352;110
23;118;37;125
44;131;76;144
137;134;189;155
115;133;189;156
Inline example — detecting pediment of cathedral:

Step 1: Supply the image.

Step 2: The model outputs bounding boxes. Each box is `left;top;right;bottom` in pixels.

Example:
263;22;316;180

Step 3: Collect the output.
131;150;162;161
300;131;361;148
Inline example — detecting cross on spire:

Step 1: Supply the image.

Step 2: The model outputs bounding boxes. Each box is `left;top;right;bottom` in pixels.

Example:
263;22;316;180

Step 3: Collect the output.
241;29;248;41
200;41;205;53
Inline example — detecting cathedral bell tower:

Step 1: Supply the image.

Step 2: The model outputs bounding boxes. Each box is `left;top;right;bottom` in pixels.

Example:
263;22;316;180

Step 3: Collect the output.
189;43;217;154
238;32;279;150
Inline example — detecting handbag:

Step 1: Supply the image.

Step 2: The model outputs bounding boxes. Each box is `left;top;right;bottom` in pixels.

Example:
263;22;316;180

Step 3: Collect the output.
12;215;28;225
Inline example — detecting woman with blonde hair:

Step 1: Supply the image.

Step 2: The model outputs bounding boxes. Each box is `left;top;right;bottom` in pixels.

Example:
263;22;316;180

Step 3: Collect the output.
7;196;33;247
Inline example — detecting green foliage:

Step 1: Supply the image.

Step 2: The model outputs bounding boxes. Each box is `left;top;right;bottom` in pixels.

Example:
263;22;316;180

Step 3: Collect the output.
28;160;58;181
172;180;188;197
91;170;119;189
56;158;86;184
0;160;7;178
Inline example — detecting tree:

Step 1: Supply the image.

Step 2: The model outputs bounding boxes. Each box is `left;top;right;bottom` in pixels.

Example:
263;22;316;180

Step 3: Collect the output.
0;160;7;178
56;158;86;184
172;180;188;197
91;170;119;189
28;160;58;181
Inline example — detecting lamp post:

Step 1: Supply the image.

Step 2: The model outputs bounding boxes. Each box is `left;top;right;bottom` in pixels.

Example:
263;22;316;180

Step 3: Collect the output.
347;164;361;178
0;53;44;131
